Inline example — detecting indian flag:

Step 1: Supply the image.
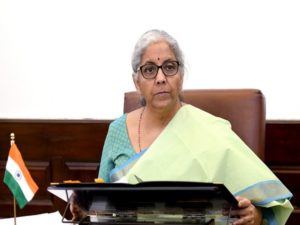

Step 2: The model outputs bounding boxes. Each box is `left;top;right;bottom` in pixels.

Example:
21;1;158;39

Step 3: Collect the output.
3;143;39;209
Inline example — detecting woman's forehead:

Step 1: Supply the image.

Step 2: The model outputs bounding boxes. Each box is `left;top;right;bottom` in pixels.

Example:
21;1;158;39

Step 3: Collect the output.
141;41;176;64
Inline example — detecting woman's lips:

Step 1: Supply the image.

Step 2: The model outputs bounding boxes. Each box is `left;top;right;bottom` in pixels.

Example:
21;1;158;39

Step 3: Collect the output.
154;91;170;98
155;91;169;95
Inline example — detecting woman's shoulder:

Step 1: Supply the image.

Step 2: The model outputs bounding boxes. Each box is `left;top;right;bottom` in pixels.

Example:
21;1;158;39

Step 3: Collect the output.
183;104;231;127
127;107;143;117
126;107;144;127
109;108;143;130
109;114;126;129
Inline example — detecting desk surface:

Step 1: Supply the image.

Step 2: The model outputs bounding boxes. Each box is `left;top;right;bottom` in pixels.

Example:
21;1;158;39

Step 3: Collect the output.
0;211;63;225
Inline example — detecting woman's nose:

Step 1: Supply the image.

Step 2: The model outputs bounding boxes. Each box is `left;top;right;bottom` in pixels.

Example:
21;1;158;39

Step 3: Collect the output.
155;68;166;85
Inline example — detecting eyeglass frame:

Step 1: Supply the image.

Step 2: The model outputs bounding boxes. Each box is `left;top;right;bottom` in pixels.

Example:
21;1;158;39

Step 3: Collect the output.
137;60;180;79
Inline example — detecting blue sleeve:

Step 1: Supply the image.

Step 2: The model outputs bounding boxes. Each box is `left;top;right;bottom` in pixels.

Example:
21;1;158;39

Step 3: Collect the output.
98;123;115;182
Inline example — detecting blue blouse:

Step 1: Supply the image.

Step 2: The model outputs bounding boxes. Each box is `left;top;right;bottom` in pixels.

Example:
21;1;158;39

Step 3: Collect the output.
98;114;136;182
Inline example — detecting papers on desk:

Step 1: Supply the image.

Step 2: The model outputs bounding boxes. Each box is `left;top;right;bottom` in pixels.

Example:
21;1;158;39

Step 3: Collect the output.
0;211;64;225
48;188;73;202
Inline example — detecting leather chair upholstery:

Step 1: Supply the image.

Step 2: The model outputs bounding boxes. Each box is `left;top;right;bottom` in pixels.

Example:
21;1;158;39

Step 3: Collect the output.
123;89;266;160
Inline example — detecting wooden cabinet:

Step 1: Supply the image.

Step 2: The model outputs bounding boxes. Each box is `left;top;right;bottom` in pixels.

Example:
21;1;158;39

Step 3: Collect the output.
265;121;300;225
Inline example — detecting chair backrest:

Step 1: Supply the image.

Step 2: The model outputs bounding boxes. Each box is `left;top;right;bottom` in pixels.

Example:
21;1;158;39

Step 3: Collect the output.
124;89;266;160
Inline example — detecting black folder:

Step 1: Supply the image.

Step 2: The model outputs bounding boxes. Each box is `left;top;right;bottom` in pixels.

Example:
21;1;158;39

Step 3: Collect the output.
48;181;238;225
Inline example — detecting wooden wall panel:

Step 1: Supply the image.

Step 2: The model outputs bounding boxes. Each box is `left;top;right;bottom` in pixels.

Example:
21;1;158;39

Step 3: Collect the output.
265;121;300;225
0;119;110;218
64;161;99;181
265;121;300;165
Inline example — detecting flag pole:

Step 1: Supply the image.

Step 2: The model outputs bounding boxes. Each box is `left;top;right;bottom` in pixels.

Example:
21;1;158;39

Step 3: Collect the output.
10;133;17;225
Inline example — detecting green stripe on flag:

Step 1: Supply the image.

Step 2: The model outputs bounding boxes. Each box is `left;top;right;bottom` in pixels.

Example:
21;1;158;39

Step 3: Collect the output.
3;170;28;209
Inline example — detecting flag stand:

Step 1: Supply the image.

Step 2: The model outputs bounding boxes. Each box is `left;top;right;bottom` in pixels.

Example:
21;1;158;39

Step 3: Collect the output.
11;132;17;225
13;197;17;225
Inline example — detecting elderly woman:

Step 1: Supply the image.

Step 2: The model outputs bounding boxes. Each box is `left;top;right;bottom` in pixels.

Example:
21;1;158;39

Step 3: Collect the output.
73;30;293;225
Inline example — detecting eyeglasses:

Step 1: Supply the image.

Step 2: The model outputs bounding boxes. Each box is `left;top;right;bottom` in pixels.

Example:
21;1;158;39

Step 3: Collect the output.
138;60;180;79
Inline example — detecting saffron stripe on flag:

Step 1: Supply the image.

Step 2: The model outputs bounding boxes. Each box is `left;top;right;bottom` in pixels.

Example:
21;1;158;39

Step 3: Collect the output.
8;144;38;194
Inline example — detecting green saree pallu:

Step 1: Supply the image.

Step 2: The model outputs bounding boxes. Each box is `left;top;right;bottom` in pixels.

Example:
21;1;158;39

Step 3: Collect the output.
110;105;293;225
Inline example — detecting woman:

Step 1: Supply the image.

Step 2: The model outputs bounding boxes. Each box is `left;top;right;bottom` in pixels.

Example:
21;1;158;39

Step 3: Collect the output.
73;30;293;225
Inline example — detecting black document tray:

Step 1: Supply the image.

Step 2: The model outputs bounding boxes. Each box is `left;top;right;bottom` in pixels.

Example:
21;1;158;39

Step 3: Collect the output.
48;181;238;225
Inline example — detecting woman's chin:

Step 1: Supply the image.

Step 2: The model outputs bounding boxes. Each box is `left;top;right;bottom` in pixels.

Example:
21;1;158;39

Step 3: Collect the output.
151;99;176;110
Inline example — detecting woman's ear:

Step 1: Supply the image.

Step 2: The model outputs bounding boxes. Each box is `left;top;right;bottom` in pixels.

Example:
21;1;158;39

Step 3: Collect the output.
179;74;184;92
132;73;141;94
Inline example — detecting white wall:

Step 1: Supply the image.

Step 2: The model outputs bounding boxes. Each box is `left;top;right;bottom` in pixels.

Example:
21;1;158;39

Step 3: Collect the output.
0;0;299;120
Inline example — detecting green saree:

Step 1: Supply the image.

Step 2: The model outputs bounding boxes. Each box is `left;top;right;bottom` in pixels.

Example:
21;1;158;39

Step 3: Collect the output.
110;105;293;225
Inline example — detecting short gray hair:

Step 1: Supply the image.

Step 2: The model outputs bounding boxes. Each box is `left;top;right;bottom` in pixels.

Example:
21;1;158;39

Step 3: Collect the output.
131;29;185;79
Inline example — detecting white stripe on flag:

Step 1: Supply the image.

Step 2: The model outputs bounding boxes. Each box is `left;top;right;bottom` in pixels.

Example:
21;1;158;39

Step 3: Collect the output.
6;156;35;202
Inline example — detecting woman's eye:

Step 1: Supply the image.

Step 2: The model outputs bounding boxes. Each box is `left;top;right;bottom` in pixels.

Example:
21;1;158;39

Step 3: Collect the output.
164;63;176;71
143;65;156;74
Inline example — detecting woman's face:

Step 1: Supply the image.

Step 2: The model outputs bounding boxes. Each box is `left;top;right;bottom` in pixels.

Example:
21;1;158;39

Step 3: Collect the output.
134;41;183;110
